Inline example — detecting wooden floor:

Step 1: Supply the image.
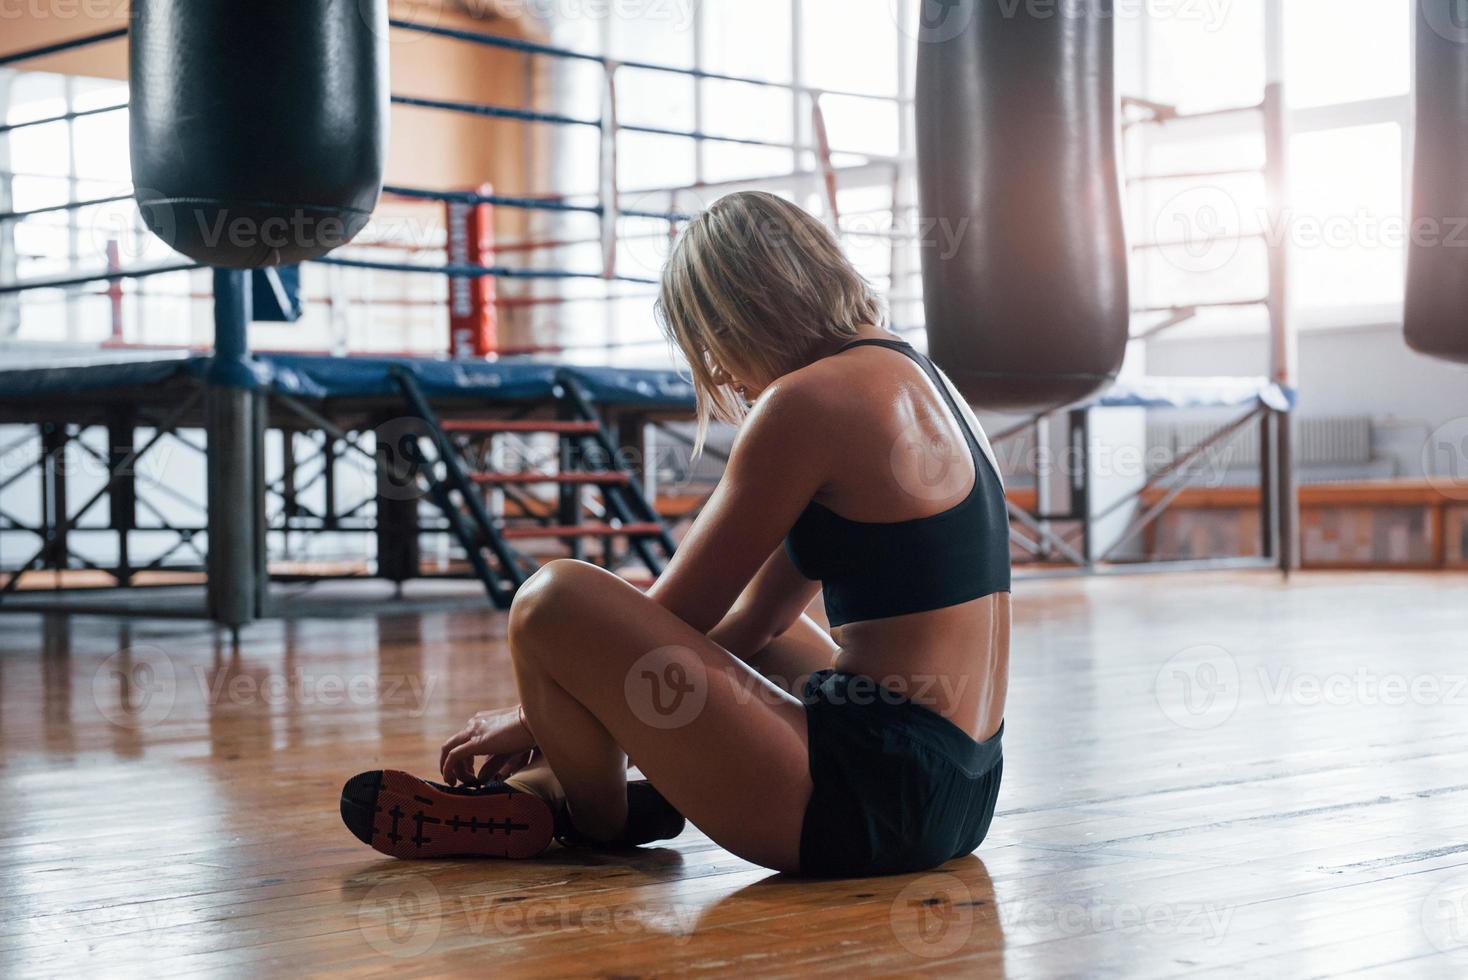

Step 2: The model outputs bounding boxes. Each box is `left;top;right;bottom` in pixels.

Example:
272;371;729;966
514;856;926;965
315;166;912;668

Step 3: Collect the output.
2;571;1467;977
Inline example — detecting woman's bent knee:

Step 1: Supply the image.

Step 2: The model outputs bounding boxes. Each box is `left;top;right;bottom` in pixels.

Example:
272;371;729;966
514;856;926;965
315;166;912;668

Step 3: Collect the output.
508;559;609;656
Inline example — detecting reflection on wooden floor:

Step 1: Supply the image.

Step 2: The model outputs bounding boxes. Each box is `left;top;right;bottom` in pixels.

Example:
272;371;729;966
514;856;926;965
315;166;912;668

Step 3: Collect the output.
2;571;1467;976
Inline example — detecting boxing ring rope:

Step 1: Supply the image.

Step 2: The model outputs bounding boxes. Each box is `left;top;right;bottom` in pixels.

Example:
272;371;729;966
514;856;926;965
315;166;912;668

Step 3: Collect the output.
0;262;203;296
393;92;802;151
0;26;126;67
0;103;124;136
314;256;657;285
387;17;908;105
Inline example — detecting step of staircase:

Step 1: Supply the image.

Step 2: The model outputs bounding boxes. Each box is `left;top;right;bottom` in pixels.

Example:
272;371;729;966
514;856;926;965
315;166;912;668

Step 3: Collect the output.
440;419;601;435
499;522;666;541
471;471;631;486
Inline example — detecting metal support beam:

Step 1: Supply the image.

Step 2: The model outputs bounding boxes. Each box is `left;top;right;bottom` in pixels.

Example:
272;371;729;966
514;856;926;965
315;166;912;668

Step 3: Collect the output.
206;269;261;632
322;434;340;530
253;390;269;616
40;422;68;571
108;410;136;585
1263;81;1298;574
1069;409;1093;567
280;429;299;559
1260;410;1278;562
375;413;421;586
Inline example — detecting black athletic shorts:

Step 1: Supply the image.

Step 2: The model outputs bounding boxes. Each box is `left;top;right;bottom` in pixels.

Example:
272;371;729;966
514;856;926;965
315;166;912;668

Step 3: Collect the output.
798;669;1003;877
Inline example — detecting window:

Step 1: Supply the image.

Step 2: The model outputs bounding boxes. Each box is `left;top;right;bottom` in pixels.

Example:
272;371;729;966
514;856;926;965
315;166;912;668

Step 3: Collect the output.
817;93;899;159
1280;0;1414;320
701;0;791;82
1144;1;1267;114
1285;0;1410;109
702;80;794;147
800;0;898;97
615;70;695;131
1289;122;1405;312
1133;1;1415;332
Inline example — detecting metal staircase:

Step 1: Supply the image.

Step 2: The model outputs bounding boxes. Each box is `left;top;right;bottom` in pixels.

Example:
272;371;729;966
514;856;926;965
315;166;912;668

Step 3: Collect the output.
391;367;676;607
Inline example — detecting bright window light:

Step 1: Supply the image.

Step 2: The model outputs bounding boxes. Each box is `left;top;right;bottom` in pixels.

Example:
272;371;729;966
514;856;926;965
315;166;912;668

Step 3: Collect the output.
1285;0;1411;109
1289;122;1406;311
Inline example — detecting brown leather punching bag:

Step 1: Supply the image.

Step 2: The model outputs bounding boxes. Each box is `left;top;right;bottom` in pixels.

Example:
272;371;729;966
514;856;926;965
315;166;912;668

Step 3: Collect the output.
915;0;1130;411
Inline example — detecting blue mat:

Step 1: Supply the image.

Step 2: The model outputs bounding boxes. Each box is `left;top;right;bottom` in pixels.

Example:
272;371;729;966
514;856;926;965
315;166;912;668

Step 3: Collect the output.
0;353;1291;412
1093;376;1295;411
0;353;698;408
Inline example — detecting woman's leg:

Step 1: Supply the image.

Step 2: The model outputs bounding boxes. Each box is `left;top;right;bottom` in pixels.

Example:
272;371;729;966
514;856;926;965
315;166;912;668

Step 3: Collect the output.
508;560;813;873
509;613;832;801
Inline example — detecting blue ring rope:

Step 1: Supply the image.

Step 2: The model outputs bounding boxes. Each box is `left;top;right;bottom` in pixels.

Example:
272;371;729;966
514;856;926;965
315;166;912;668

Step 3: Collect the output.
0;28;126;68
0;262;201;297
6;90;796;157
389;19;606;66
622;207;695;221
0;103;127;137
384;184;601;215
2;23;899;105
0;253;658;297
392;93;795;150
315;255;657;285
388;185;696;221
390;94;597;129
0;194;135;224
385;18;897;103
617;122;792;150
1;188;695;225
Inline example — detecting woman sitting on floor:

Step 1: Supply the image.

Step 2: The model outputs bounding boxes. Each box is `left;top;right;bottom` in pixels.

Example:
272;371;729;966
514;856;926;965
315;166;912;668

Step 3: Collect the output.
342;191;1010;877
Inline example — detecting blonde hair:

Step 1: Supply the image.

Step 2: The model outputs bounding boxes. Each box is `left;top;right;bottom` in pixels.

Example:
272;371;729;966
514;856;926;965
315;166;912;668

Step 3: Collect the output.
655;191;884;452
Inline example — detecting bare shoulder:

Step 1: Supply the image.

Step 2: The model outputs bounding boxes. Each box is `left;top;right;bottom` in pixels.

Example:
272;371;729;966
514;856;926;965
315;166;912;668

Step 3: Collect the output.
758;360;849;416
731;360;857;461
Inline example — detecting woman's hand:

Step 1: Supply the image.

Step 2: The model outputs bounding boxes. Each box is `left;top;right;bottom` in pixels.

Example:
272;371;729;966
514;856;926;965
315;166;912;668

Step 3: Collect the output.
438;705;536;787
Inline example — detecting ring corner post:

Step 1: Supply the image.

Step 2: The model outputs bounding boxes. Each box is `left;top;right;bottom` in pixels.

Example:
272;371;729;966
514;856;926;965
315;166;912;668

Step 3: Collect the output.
1263;80;1298;577
206;267;263;633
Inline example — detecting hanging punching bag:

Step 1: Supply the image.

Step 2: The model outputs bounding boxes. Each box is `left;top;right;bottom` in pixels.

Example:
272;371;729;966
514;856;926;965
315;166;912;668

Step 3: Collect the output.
1405;0;1468;364
916;0;1129;411
130;0;388;269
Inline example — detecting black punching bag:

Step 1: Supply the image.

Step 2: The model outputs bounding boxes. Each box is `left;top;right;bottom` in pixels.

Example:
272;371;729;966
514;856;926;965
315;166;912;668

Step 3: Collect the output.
916;0;1129;411
130;1;388;268
1405;1;1468;364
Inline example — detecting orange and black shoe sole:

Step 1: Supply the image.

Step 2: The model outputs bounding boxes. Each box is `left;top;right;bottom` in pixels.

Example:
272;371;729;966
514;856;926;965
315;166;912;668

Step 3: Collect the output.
340;770;554;860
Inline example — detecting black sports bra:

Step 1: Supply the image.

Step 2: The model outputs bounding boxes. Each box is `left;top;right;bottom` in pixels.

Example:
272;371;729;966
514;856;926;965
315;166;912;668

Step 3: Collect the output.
784;339;1011;627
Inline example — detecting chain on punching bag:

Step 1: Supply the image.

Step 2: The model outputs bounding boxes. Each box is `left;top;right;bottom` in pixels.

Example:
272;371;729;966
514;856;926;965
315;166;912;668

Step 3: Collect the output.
129;0;389;269
1405;0;1468;364
915;0;1130;411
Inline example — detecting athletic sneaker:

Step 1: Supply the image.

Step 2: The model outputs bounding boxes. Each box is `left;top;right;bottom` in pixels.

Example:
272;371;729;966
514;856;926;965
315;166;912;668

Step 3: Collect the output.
340;770;555;860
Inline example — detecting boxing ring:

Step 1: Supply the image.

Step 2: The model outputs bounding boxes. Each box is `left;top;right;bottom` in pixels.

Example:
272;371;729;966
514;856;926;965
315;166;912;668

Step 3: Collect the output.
0;14;1300;628
0;349;696;612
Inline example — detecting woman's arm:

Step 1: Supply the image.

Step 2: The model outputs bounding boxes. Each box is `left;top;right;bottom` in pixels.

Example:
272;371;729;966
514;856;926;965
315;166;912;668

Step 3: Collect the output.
647;379;833;635
706;545;822;660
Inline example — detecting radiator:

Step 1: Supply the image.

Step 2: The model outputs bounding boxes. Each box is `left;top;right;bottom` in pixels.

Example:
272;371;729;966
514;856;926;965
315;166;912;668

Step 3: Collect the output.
1146;416;1374;470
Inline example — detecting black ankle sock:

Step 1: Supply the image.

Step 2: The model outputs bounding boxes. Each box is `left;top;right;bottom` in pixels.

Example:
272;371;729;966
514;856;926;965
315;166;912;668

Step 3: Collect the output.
555;780;685;847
